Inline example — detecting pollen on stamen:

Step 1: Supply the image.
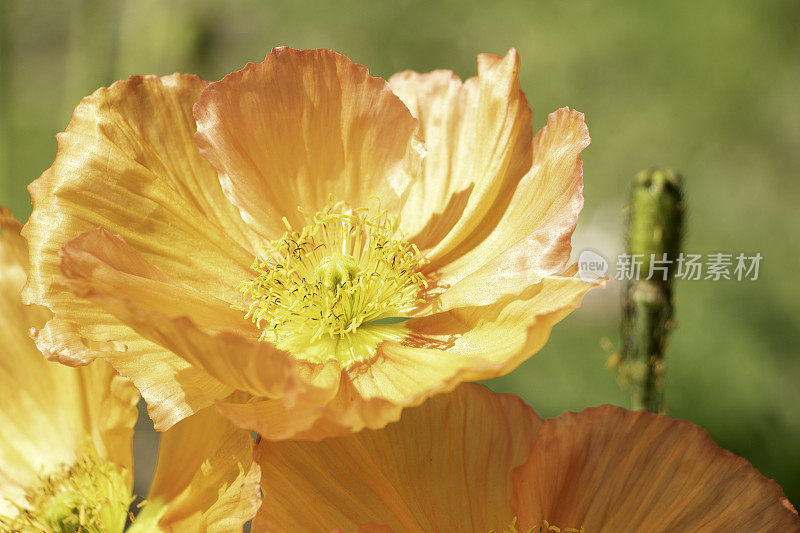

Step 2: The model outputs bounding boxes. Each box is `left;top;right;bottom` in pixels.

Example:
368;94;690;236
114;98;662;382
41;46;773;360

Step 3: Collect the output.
0;446;131;533
238;200;428;367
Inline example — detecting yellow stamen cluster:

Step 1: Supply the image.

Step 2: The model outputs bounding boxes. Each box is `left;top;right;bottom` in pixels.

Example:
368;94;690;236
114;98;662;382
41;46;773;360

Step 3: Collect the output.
0;448;131;533
238;201;428;366
498;518;586;533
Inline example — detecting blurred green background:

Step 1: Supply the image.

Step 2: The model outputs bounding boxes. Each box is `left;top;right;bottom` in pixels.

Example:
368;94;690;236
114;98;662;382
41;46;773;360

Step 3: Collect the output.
1;0;798;506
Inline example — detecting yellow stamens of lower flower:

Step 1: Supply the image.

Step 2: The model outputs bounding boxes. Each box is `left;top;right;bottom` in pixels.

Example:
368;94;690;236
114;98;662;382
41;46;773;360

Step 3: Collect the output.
239;200;427;367
0;448;131;533
497;518;585;533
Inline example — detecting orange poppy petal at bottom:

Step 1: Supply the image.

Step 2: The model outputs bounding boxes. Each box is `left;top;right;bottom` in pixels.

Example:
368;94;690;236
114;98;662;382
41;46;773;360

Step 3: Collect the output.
512;406;800;532
148;401;262;531
253;384;542;532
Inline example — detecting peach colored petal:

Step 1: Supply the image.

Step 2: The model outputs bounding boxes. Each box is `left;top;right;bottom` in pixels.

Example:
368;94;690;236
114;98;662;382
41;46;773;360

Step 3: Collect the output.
149;403;261;532
390;49;533;264
60;229;253;336
352;271;598;411
0;209;138;511
57;228;301;399
431;108;590;309
331;525;393;533
512;406;800;532
24;73;258;308
217;374;400;442
0;209;28;272
254;384;541;532
31;316;233;432
22;73;260;428
194;46;423;239
215;362;345;441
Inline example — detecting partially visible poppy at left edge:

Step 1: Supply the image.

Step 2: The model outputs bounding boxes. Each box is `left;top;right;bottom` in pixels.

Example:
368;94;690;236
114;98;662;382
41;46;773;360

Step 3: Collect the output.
21;46;601;440
0;209;261;532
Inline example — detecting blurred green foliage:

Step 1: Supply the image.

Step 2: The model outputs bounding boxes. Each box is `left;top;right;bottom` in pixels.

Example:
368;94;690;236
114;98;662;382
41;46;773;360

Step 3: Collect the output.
1;0;798;504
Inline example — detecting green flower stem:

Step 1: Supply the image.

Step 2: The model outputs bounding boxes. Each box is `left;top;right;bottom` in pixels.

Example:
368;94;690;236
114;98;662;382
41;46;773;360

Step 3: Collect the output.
620;168;684;413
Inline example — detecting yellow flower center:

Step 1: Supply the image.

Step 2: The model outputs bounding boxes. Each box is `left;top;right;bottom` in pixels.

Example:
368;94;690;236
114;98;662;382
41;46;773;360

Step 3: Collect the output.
499;518;585;533
314;254;360;291
238;200;428;367
1;448;131;533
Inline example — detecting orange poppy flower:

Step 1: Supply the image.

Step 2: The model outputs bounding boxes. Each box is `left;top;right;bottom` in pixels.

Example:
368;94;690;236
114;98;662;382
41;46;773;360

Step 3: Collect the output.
0;209;260;532
23;47;599;439
254;384;799;532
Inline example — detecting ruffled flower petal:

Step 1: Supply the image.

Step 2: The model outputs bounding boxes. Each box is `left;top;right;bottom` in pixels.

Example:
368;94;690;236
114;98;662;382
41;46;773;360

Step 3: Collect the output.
390;49;533;265
22;73;260;428
0;209;138;512
32;316;233;431
338;270;597;432
59;228;253;336
215;362;344;441
57;228;302;400
194;46;424;239
253;384;541;531
512;406;800;532
148;403;261;532
250;381;798;532
220;270;596;441
431;108;589;308
24;73;258;307
218;378;402;443
331;525;393;533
